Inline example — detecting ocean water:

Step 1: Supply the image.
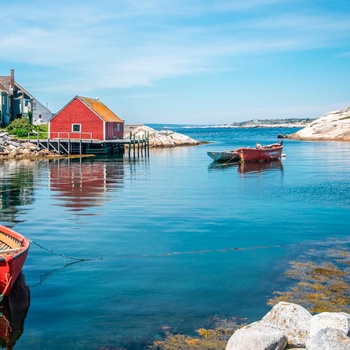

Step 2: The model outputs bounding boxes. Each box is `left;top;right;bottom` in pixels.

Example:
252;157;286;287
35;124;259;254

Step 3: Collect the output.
1;126;350;349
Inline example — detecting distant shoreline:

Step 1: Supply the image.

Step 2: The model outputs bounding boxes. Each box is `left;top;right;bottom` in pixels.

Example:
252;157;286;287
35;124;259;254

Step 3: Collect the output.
143;122;309;130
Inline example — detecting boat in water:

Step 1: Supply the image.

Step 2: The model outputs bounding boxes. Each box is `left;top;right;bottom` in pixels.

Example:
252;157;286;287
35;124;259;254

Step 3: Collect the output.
207;150;240;163
207;141;283;163
237;141;283;163
0;226;30;297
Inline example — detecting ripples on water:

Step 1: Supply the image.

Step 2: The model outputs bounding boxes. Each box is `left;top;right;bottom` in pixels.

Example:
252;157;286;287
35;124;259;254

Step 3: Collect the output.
1;127;350;349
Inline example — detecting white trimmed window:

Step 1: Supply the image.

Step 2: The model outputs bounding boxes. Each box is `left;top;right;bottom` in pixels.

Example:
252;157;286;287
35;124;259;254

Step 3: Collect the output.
72;124;81;132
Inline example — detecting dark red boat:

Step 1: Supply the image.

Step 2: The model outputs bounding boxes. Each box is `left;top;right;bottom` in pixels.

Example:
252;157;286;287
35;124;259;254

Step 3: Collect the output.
237;141;283;163
0;226;30;297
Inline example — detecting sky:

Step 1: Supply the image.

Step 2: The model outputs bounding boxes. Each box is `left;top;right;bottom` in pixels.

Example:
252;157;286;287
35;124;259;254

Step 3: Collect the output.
1;0;350;124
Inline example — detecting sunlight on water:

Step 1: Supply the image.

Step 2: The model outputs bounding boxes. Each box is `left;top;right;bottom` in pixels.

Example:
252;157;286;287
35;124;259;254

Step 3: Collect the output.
1;128;350;349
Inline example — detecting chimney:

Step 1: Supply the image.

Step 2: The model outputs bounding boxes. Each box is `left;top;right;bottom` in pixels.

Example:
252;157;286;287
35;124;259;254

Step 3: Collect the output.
10;69;14;93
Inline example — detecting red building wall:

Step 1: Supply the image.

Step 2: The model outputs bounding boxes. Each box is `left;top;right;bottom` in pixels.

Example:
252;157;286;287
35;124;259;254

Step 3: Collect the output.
105;122;124;140
50;98;104;140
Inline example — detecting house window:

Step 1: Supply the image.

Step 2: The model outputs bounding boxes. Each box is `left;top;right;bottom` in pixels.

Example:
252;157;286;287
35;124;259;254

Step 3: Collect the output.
72;124;81;132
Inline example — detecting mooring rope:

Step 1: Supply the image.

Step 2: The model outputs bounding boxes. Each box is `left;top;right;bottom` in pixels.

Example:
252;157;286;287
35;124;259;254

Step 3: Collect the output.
156;239;350;257
30;240;103;262
28;260;81;289
29;237;350;262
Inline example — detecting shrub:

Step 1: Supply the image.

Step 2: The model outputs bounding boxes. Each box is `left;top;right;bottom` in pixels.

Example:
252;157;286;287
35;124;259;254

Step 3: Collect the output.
6;118;33;137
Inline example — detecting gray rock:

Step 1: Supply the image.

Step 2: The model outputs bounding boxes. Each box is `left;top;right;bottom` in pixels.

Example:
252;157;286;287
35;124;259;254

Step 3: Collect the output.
225;321;287;350
261;302;311;347
310;312;350;337
306;327;350;350
125;125;200;147
287;106;350;141
21;142;39;151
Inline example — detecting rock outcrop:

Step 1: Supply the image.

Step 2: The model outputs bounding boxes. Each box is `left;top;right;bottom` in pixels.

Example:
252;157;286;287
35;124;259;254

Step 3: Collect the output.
285;107;350;141
226;302;350;350
0;132;58;160
124;125;201;147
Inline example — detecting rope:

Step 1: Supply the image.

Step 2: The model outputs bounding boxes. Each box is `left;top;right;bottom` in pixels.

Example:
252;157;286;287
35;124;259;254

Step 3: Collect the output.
30;240;103;262
110;238;350;260
28;261;81;288
30;238;350;261
222;155;240;165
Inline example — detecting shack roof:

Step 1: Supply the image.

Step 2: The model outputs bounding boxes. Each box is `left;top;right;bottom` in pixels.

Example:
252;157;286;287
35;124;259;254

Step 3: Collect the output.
78;96;124;123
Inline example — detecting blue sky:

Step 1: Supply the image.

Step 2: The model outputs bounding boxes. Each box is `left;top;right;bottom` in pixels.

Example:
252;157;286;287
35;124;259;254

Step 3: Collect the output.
1;0;350;124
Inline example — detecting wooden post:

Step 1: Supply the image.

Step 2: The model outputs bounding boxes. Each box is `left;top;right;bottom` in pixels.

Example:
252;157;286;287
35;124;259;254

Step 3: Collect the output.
147;131;150;157
137;135;140;157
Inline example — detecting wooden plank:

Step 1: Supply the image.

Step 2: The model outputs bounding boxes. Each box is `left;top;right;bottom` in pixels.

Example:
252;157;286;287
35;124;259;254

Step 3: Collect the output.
0;248;22;255
0;234;20;249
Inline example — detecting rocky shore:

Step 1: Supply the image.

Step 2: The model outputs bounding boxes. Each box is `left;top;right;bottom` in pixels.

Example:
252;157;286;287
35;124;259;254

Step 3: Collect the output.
0;132;60;160
281;107;350;141
0;126;201;160
226;302;350;350
124;125;201;147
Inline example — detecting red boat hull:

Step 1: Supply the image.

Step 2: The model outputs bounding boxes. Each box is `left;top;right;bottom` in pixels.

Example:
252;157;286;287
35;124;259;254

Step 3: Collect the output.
237;144;283;163
0;226;30;296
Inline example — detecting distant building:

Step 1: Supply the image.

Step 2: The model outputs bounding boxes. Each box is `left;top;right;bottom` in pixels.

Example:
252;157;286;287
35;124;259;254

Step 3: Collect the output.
49;96;124;141
0;69;52;126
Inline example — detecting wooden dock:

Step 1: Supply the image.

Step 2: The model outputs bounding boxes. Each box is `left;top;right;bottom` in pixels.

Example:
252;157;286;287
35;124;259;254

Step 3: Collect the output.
28;131;150;158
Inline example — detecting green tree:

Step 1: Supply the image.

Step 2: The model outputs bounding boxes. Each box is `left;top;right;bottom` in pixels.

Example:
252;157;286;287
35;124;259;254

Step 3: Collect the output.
6;118;33;137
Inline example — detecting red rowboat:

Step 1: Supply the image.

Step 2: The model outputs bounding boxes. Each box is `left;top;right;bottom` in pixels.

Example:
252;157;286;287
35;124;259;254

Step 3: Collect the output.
0;225;30;297
237;141;283;163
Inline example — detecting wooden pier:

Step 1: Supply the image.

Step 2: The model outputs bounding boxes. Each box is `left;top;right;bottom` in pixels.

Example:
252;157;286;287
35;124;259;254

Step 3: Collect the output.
28;131;150;158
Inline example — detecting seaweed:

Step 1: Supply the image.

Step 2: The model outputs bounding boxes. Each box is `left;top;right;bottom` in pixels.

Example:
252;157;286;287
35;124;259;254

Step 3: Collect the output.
268;248;350;314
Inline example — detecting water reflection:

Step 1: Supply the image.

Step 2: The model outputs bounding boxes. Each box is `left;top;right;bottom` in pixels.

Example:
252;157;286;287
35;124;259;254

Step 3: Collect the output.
238;160;284;175
208;161;238;172
0;160;36;225
49;157;125;211
0;273;30;350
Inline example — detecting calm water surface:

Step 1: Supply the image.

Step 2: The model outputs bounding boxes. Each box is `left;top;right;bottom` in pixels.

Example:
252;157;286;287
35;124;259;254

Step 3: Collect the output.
1;127;350;349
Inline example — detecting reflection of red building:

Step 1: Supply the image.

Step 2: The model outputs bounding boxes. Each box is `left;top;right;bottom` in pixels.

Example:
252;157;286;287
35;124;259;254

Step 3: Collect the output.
49;158;124;211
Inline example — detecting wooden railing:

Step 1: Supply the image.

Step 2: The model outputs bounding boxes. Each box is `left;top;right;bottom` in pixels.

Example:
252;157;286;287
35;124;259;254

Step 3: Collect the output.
49;132;93;141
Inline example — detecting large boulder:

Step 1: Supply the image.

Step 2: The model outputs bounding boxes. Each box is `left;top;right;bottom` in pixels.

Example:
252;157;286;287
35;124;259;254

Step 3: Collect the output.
225;304;350;350
310;312;350;337
225;321;287;350
286;106;350;141
306;327;350;350
261;302;312;347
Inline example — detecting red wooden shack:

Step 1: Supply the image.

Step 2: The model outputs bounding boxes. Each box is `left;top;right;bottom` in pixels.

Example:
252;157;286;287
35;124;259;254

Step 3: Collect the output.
49;96;124;140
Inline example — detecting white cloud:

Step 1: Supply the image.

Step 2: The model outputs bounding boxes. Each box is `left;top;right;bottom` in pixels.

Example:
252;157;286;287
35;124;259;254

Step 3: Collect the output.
2;1;350;100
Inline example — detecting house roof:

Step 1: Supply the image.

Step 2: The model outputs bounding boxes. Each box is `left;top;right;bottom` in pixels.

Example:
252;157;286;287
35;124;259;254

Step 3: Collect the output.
0;76;34;98
0;77;10;93
0;82;7;92
78;96;124;123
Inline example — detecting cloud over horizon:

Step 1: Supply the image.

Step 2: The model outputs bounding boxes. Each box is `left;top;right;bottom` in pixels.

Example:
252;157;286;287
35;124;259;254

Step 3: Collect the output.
1;0;349;122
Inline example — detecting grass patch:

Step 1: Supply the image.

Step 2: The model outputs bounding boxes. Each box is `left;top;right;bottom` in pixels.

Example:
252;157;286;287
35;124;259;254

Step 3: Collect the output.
339;116;350;121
